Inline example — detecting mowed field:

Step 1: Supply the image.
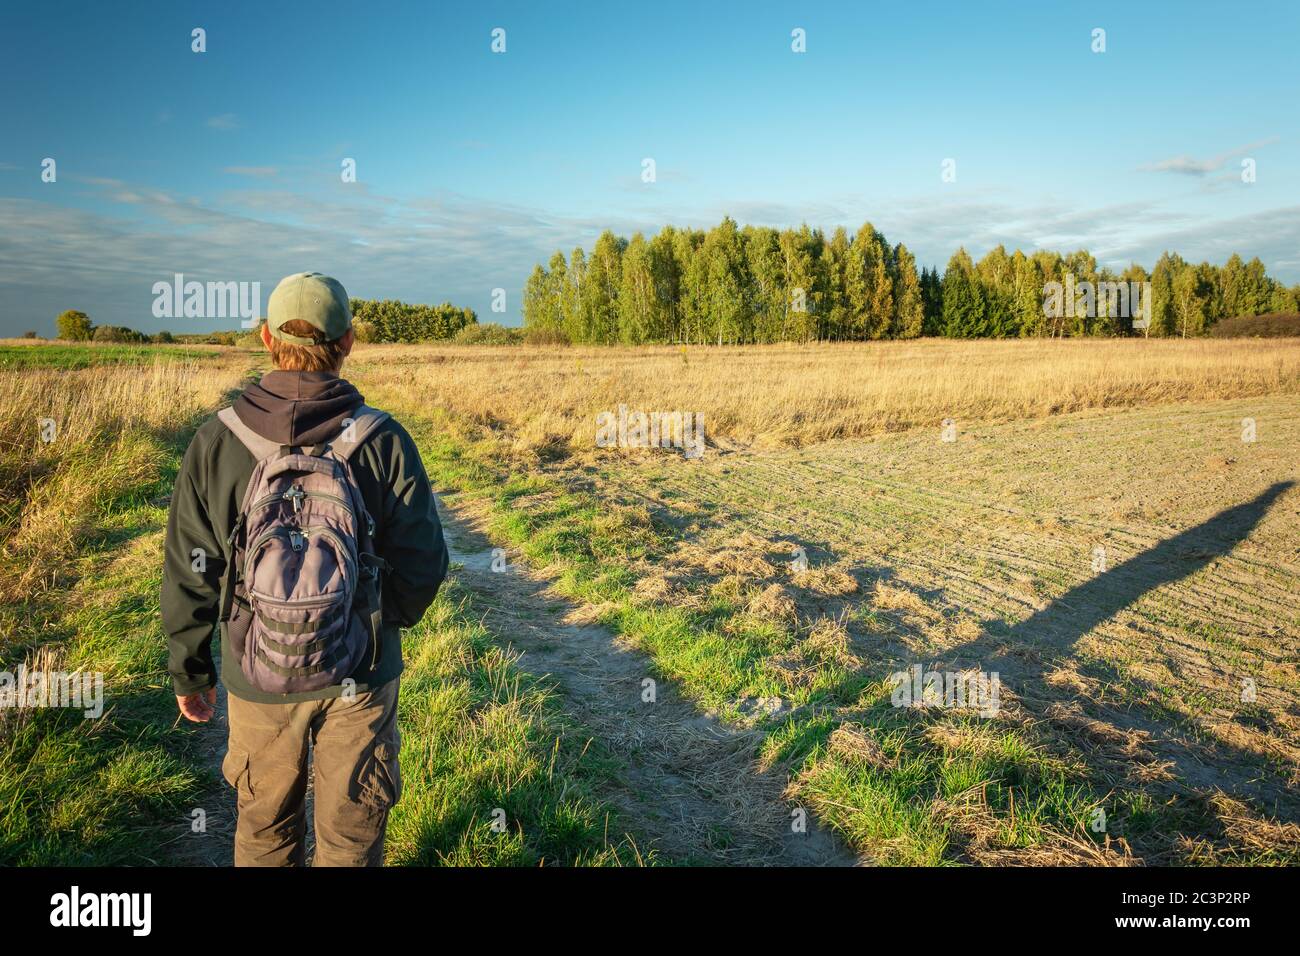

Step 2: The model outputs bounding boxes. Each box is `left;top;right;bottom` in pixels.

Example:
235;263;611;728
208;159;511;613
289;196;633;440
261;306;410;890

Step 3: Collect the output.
2;337;1297;866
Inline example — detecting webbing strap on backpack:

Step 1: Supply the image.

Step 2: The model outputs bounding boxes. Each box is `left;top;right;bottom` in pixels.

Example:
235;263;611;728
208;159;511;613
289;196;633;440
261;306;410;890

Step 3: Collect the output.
217;406;280;461
329;404;390;460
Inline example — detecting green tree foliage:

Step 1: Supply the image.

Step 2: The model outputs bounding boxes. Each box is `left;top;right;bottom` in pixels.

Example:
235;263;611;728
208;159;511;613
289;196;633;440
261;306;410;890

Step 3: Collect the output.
618;233;655;345
892;243;924;339
348;298;476;343
521;219;1292;344
1172;266;1211;338
699;217;750;345
1149;252;1180;337
581;231;625;345
56;310;93;341
941;248;984;337
91;325;147;343
919;266;943;336
559;247;585;344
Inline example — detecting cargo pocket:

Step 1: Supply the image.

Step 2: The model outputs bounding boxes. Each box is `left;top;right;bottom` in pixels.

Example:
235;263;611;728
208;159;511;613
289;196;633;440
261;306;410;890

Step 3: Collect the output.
221;749;253;798
358;741;401;812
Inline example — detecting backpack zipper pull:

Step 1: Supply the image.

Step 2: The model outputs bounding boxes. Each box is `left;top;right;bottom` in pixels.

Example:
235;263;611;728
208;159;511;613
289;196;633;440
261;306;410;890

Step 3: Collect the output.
289;529;305;552
283;486;305;514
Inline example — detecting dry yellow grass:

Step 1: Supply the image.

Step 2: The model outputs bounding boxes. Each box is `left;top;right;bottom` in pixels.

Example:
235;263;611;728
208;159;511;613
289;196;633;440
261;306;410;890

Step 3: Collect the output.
0;358;249;604
349;337;1300;455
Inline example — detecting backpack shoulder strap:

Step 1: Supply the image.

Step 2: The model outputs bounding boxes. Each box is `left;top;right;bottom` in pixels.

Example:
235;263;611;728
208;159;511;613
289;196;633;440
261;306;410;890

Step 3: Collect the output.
331;404;391;461
217;406;281;462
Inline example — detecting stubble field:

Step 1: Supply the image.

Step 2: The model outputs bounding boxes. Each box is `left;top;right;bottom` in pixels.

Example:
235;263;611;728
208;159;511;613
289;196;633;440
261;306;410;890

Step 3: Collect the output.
349;337;1300;864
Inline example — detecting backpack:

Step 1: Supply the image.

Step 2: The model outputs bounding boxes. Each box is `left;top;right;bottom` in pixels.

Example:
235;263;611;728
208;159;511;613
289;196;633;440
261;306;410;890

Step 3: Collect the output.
216;404;390;695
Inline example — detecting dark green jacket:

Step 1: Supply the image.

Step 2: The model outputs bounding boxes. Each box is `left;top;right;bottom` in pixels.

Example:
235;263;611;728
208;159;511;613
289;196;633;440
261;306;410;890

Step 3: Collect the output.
161;371;448;703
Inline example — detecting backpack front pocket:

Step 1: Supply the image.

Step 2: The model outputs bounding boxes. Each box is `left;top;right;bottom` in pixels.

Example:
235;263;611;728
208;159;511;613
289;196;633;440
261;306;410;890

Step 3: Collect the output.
242;526;366;694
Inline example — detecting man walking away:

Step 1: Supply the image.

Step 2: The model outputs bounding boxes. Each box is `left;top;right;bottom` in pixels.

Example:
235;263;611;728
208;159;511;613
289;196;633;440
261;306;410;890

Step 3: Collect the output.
162;272;448;866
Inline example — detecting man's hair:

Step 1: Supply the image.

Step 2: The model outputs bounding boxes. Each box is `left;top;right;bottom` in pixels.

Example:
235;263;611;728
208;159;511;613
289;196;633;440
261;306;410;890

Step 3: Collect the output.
268;319;348;372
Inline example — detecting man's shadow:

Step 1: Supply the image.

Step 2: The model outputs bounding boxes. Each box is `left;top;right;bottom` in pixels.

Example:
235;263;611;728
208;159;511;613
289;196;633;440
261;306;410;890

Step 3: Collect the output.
938;479;1297;821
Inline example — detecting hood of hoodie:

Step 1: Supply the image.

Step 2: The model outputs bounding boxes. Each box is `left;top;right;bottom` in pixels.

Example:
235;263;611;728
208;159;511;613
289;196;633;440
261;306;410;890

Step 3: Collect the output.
232;370;364;446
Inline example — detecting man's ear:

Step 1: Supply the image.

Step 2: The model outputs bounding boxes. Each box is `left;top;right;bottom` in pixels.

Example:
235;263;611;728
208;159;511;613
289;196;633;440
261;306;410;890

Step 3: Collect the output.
340;328;355;356
259;322;273;350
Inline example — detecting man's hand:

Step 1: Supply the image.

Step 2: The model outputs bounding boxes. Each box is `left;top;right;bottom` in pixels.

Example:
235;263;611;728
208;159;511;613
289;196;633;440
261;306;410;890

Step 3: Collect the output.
177;687;218;723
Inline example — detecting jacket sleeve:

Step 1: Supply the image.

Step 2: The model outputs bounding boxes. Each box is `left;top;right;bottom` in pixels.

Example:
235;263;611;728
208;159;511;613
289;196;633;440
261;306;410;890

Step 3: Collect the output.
161;431;223;696
373;421;448;627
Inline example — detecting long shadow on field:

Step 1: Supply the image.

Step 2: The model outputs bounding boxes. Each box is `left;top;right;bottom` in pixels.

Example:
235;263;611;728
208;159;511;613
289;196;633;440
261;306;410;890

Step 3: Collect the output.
942;480;1297;831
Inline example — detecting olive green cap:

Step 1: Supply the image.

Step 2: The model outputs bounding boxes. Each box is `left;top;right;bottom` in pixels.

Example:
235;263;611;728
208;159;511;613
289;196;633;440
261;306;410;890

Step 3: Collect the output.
266;272;352;343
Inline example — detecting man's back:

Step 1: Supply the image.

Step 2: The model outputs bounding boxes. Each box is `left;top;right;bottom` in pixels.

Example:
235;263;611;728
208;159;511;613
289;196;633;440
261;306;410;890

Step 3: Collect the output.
161;272;447;866
162;369;448;704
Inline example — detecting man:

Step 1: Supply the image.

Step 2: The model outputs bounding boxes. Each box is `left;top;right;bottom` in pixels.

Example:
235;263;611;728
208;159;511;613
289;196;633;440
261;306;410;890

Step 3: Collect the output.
162;272;448;866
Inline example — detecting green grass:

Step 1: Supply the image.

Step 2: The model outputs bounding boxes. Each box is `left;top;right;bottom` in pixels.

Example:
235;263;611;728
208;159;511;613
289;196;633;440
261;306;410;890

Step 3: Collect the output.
387;578;650;866
0;344;215;369
0;435;208;864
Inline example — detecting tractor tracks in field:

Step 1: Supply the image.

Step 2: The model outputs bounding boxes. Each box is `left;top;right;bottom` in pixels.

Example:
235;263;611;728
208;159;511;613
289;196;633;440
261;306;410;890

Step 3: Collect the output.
437;501;861;867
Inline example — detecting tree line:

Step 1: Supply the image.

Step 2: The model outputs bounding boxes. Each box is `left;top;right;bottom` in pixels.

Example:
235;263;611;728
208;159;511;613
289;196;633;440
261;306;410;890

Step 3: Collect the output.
521;218;1300;343
54;309;182;343
50;298;478;345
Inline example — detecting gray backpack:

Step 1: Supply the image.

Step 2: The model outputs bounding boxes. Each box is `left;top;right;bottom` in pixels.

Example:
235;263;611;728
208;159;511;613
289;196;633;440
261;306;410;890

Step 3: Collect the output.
216;405;390;695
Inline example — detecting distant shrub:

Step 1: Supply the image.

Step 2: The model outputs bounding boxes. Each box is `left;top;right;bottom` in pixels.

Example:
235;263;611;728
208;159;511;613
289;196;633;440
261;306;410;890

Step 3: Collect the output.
206;331;238;346
151;330;175;344
56;310;93;341
523;326;571;346
21;331;38;339
1210;313;1300;338
352;319;378;343
452;323;525;345
92;325;147;344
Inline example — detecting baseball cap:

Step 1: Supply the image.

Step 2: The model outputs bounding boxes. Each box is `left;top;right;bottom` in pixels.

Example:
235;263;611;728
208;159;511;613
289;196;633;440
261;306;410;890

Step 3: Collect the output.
266;272;352;343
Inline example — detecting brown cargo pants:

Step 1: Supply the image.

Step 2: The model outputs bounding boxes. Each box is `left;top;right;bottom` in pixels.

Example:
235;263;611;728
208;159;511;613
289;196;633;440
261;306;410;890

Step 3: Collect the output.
221;678;401;867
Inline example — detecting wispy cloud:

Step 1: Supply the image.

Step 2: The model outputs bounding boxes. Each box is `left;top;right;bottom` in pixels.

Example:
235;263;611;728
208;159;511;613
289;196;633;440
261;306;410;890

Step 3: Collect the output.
1140;137;1278;176
223;166;279;178
207;113;240;131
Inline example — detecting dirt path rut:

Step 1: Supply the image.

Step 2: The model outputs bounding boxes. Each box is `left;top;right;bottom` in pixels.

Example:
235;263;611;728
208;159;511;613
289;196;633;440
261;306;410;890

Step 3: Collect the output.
439;500;860;866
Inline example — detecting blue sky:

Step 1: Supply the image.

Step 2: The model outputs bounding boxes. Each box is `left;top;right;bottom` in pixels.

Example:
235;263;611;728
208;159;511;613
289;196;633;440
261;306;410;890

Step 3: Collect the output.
1;0;1297;335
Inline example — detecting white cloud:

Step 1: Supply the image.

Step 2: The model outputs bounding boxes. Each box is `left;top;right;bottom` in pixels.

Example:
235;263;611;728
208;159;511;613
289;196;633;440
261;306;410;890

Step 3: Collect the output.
1140;137;1278;177
207;113;240;131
